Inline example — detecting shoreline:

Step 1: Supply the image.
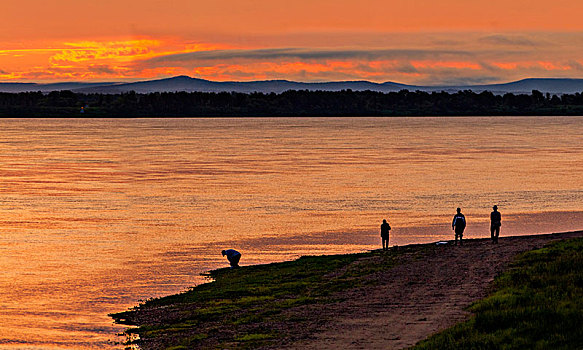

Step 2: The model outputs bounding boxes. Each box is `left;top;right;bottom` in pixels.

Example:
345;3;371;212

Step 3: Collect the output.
111;230;583;349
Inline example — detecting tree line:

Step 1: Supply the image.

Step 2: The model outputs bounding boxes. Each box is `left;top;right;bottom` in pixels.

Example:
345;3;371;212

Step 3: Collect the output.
1;89;583;117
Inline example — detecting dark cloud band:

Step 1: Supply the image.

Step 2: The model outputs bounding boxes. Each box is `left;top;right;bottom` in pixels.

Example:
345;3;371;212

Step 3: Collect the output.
147;47;476;64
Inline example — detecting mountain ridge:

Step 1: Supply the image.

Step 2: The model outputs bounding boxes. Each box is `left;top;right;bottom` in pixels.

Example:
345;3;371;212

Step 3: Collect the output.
1;76;583;95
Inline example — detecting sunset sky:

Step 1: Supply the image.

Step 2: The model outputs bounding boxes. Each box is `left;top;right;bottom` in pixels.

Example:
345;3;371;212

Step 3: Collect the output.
2;0;583;84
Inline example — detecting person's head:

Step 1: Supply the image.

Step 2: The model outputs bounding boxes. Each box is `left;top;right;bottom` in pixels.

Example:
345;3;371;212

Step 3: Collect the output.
383;219;387;223
221;250;226;256
493;205;498;211
456;207;461;214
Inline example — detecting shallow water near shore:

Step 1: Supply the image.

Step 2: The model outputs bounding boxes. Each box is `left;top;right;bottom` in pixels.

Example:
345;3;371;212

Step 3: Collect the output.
0;117;582;349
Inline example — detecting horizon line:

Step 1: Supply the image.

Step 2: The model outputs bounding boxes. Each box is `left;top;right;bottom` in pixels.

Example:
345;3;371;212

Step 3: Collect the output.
3;75;583;87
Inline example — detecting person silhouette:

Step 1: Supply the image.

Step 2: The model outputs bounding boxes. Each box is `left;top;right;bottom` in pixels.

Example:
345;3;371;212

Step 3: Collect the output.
452;208;466;246
221;249;241;268
380;219;391;251
490;205;501;243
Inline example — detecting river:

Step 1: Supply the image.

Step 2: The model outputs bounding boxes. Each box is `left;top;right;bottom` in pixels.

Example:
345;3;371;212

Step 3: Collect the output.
0;117;582;348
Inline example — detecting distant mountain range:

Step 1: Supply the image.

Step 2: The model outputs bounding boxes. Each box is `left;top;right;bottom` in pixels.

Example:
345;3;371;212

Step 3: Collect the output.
2;76;583;95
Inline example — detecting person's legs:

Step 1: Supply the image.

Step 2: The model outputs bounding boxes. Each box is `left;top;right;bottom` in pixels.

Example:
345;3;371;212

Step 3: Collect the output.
229;254;241;268
455;231;463;246
491;226;496;242
493;226;500;243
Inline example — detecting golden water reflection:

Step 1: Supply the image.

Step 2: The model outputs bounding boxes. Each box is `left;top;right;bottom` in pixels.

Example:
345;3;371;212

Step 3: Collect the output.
0;117;582;348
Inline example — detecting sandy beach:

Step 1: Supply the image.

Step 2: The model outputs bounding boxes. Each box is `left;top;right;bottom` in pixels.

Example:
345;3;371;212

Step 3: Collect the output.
113;230;583;349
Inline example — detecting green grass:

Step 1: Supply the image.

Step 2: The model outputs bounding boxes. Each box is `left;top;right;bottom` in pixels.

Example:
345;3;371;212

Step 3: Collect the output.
412;238;583;350
234;333;274;341
111;248;405;349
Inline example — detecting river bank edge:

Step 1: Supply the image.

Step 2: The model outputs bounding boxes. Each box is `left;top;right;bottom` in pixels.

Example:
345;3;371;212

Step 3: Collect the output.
110;230;583;349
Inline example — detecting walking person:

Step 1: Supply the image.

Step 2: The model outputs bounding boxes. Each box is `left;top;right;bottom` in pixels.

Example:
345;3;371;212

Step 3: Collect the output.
452;208;466;246
490;205;501;243
221;249;242;268
380;219;391;251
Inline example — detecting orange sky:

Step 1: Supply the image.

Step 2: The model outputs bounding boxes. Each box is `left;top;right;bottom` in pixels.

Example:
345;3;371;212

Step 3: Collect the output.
2;0;583;84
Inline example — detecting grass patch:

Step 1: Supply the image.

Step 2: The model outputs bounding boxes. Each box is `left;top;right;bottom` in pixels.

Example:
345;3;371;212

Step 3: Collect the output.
112;248;404;349
234;333;275;341
412;238;583;350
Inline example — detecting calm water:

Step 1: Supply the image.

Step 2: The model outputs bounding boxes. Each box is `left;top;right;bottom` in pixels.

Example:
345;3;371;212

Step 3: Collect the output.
0;117;582;348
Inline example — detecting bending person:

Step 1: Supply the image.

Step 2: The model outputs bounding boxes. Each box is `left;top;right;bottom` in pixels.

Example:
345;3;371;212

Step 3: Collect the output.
221;249;242;268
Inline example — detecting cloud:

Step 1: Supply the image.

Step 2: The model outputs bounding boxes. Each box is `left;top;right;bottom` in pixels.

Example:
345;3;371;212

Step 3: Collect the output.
4;32;583;85
49;40;159;64
479;35;535;46
567;60;583;71
87;64;118;74
146;48;476;65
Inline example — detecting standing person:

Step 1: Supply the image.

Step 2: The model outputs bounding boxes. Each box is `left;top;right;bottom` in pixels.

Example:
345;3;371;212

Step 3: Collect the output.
221;249;241;268
452;208;466;246
490;205;501;243
380;219;391;251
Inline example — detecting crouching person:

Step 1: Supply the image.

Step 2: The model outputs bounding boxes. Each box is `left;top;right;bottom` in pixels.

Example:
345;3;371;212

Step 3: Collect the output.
222;249;241;268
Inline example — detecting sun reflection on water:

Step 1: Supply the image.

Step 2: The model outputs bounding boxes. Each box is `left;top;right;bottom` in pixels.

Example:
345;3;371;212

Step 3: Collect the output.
0;117;582;348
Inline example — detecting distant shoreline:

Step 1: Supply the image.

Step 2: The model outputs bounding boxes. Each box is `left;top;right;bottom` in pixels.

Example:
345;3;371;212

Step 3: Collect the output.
3;89;583;117
111;230;583;349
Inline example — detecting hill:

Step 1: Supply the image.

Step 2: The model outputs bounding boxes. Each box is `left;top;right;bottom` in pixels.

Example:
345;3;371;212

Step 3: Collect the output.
0;82;117;93
2;76;583;95
434;78;583;95
72;76;410;94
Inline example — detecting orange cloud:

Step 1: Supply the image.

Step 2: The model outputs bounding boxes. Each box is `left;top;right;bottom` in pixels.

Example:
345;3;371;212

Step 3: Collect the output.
49;40;161;64
0;38;234;82
189;60;421;81
411;61;481;70
492;62;521;70
492;61;575;72
537;61;571;71
2;31;583;84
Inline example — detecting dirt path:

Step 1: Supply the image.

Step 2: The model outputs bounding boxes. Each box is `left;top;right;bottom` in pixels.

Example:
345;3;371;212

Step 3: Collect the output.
286;231;583;350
